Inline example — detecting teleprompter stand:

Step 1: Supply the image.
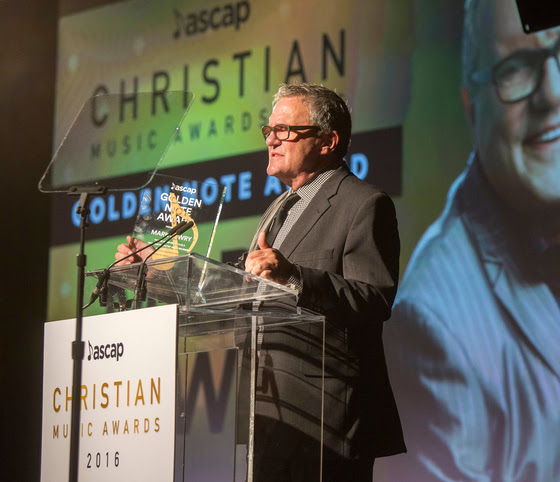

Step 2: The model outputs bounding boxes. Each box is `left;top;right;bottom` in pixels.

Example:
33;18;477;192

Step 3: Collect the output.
38;91;194;482
67;185;106;482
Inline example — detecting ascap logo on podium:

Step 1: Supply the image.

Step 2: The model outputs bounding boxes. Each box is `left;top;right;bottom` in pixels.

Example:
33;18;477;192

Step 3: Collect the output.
87;340;125;362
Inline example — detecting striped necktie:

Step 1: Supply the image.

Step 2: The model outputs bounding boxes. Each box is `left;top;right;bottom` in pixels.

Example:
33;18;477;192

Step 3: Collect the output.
265;192;300;246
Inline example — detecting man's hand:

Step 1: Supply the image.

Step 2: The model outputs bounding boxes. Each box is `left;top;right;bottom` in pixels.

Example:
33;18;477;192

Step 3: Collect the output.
244;232;295;284
114;236;153;266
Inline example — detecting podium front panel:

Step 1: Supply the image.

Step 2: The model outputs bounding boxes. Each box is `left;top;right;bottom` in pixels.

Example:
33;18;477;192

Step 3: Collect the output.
41;305;178;482
175;308;325;481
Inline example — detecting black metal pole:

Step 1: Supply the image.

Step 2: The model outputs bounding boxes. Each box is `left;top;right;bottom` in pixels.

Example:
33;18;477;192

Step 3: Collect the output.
67;186;105;482
69;192;89;482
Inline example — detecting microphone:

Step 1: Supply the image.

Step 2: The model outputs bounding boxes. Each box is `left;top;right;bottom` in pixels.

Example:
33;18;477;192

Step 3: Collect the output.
84;220;194;309
170;219;194;237
133;220;194;308
167;219;193;237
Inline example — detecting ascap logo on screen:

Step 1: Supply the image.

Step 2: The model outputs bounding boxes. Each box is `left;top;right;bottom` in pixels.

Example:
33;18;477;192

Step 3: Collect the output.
87;340;125;362
173;1;251;39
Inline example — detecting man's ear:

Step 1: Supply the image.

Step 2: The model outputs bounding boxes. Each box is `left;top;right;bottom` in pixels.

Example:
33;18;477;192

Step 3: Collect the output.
321;130;340;155
461;87;476;131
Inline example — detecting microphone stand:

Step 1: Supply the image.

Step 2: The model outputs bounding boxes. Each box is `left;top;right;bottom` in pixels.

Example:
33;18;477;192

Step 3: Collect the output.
67;185;106;482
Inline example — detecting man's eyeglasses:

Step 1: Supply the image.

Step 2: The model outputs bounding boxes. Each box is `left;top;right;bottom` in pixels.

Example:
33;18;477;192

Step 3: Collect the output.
470;36;560;103
261;124;319;141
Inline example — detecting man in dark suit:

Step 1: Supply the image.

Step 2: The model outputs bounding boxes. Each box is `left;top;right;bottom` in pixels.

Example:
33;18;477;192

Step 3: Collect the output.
241;83;405;481
116;83;405;481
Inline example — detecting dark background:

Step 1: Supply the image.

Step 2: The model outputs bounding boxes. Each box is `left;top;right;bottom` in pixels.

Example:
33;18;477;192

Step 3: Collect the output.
1;2;55;479
0;1;112;479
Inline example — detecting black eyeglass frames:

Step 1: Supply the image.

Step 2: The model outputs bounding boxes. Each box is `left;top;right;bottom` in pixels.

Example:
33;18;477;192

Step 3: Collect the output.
261;124;319;141
470;36;560;103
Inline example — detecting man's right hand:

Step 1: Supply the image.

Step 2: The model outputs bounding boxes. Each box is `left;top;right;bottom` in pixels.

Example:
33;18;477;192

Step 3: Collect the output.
114;236;153;265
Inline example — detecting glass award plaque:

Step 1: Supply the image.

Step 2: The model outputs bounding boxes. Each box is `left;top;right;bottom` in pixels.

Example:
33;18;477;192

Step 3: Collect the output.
131;173;226;265
38;91;194;193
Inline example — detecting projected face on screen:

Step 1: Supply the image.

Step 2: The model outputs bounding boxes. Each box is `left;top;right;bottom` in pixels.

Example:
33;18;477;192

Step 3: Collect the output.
468;0;560;212
376;0;560;481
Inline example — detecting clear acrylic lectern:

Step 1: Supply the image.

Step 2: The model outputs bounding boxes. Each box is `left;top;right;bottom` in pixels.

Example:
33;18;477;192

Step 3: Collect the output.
87;253;325;481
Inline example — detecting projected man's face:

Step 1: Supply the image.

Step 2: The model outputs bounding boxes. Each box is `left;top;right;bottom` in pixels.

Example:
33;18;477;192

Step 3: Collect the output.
470;0;560;214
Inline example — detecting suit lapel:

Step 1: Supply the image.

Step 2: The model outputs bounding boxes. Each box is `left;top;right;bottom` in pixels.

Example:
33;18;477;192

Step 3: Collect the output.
279;167;349;258
460;157;560;378
248;192;289;252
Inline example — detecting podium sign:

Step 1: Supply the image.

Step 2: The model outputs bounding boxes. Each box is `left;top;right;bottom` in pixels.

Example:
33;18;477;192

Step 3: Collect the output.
41;305;178;481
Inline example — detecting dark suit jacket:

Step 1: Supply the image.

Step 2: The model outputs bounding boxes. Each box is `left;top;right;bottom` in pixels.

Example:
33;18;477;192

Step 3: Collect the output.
246;164;406;460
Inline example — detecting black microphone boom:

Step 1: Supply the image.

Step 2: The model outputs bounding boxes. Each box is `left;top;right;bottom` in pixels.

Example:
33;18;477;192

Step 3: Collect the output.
167;219;190;236
174;220;194;236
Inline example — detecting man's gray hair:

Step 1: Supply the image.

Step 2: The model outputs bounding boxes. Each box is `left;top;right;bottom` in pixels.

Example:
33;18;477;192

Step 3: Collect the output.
274;83;352;158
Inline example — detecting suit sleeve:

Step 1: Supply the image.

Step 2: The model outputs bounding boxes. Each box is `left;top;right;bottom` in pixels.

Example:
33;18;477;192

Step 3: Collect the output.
296;191;399;325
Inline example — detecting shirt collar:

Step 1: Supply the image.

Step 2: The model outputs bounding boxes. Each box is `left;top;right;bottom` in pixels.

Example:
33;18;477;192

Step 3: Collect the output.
292;161;342;203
